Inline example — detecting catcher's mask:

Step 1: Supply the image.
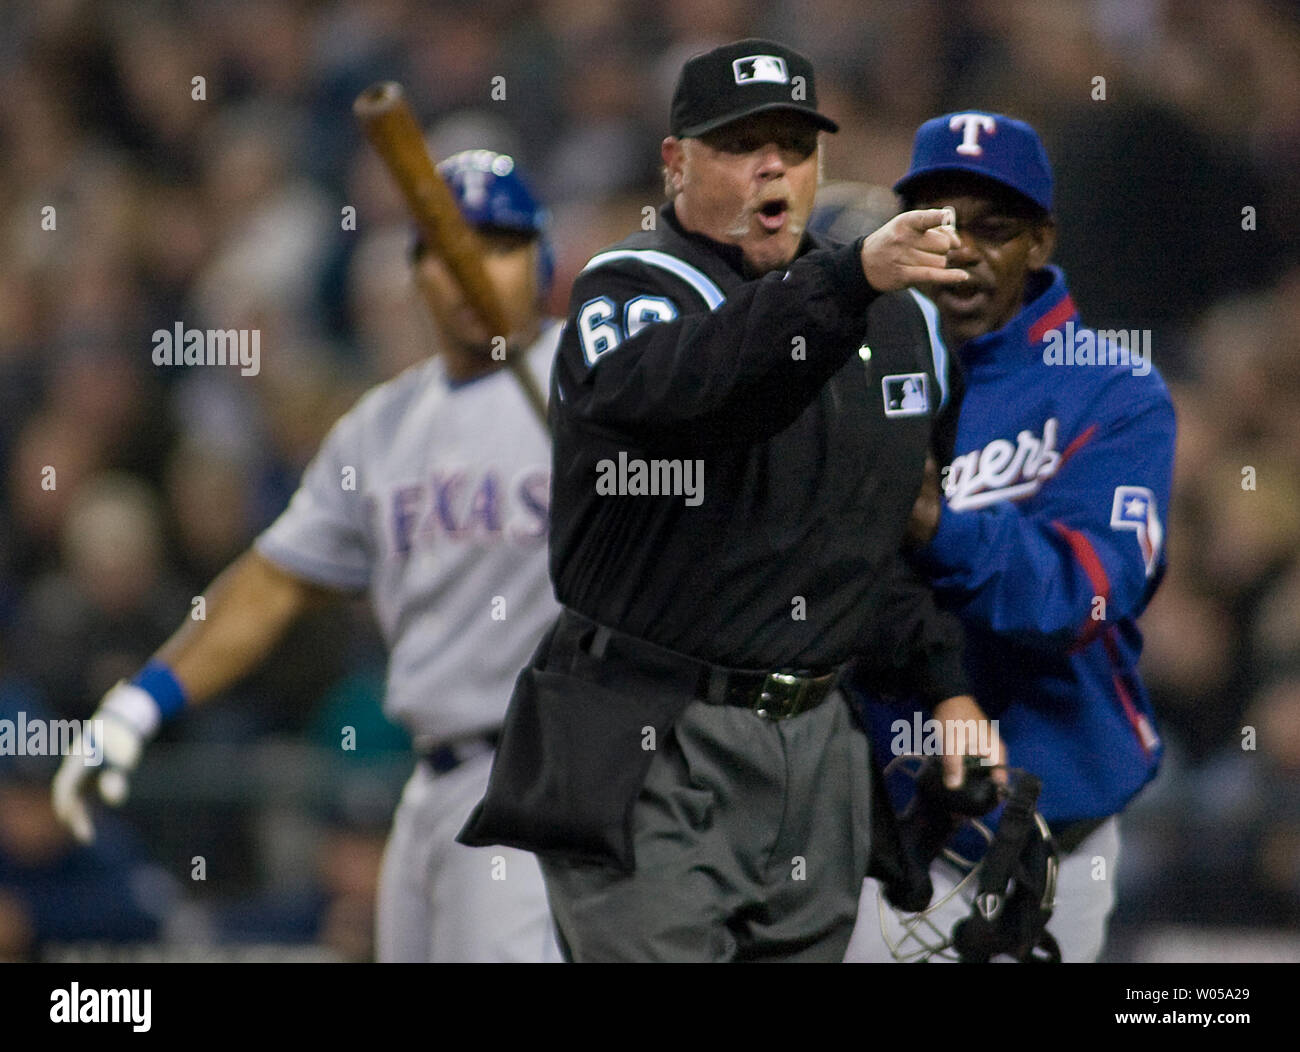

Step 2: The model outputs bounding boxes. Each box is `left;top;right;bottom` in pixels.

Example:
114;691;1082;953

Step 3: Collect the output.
875;755;1060;963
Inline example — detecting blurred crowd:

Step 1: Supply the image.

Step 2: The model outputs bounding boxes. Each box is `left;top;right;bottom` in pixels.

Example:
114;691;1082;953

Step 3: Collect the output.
0;0;1296;960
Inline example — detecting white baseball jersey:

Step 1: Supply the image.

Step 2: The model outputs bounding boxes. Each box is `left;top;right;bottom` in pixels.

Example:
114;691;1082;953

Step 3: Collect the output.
255;323;561;748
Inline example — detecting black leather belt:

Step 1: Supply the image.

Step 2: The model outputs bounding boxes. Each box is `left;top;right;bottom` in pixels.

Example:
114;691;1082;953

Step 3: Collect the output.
552;608;841;721
418;732;500;775
698;665;840;720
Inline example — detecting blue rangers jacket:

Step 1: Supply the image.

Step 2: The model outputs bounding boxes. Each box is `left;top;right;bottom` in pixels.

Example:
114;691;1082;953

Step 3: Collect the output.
856;264;1176;827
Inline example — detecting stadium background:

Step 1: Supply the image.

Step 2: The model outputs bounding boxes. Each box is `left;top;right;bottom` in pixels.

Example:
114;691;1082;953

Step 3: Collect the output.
0;0;1297;962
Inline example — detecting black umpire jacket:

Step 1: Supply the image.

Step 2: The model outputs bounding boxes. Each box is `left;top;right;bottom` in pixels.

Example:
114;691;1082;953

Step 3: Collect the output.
461;202;968;870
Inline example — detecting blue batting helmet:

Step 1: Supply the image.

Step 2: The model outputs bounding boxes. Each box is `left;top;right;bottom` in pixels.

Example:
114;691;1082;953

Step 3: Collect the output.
412;149;553;295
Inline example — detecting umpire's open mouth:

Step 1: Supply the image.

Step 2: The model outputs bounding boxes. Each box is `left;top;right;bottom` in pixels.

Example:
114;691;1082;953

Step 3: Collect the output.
757;198;789;232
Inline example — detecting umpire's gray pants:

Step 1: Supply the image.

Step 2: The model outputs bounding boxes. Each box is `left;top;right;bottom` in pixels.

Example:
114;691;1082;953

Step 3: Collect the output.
539;691;873;962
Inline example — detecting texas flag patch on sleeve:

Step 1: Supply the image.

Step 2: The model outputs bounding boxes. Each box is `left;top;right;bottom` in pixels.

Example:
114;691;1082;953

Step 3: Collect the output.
1110;486;1163;578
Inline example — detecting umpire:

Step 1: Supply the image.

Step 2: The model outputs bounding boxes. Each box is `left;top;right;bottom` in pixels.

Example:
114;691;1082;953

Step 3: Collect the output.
460;39;1002;962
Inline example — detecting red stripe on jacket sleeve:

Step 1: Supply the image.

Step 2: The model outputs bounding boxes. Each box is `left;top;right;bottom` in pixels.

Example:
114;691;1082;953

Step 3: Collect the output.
1051;521;1110;649
1057;424;1097;470
1101;629;1160;754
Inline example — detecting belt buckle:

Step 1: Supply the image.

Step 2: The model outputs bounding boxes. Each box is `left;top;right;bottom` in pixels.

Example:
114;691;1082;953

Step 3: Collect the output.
755;671;808;720
754;669;838;719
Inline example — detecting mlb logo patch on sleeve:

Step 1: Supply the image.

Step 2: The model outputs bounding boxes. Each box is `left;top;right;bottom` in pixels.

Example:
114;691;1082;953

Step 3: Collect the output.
1110;485;1163;577
733;55;789;84
882;373;930;417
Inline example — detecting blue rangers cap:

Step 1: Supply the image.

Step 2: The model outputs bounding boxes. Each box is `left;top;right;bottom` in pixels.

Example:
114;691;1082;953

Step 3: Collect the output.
413;149;553;292
894;112;1053;214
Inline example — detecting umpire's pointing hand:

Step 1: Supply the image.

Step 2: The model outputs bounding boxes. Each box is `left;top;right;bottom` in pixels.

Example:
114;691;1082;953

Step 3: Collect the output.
860;209;968;292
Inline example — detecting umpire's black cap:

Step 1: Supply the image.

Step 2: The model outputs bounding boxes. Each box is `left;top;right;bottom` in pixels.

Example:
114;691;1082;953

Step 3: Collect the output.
670;39;839;138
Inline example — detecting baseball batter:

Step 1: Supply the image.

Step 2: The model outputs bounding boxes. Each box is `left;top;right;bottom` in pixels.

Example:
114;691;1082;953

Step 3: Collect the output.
52;150;562;963
844;113;1176;962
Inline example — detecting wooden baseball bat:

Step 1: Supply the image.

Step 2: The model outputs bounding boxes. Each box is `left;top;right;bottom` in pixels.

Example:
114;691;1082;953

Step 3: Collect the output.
352;81;550;430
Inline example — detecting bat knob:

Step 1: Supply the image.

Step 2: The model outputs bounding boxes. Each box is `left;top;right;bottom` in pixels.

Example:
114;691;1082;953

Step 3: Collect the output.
354;81;404;117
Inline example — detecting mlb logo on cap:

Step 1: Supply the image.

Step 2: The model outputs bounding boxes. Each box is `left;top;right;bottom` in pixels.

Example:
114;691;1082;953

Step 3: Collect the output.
733;55;789;84
894;111;1054;213
669;38;839;137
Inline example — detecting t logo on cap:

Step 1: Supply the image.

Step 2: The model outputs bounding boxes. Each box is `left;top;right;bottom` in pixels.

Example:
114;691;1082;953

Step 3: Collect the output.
893;110;1054;215
733;55;789;85
951;113;997;156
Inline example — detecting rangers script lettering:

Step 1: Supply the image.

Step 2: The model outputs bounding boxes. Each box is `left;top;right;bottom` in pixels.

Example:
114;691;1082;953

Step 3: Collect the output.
941;418;1061;510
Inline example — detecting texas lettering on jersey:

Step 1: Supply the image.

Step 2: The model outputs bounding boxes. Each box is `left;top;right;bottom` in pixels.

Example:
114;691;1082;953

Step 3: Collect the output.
378;466;549;556
942;417;1062;510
